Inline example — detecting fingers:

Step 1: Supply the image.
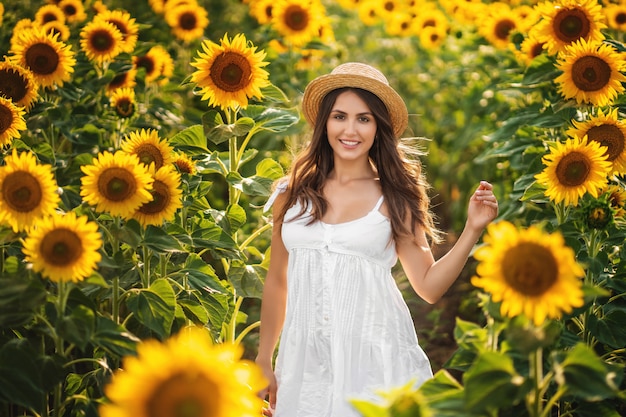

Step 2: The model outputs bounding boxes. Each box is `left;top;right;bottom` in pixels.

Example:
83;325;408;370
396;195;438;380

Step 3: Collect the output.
473;181;498;209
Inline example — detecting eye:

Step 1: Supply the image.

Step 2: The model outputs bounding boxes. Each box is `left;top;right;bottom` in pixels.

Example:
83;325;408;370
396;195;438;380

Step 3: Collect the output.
332;114;345;120
359;116;370;122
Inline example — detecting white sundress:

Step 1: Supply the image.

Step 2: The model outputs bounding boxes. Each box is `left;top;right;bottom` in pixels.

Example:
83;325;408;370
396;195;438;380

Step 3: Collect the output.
267;190;433;417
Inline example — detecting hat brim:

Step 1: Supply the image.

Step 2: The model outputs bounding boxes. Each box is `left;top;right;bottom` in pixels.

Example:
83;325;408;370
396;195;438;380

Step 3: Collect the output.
301;73;408;138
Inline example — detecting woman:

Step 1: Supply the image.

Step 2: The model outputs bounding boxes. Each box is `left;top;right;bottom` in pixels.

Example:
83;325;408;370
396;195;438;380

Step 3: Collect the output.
256;62;498;416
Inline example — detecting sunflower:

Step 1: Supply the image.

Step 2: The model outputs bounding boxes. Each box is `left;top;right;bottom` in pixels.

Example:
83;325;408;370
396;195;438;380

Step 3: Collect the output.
534;0;606;56
0;96;27;147
99;327;267;417
34;4;66;26
479;5;518;50
0;149;60;233
10;19;36;47
411;6;449;34
58;0;87;23
419;26;448;50
605;184;626;218
605;4;626;32
0;60;39;111
92;0;108;14
471;221;585;326
80;19;124;64
9;28;76;88
151;45;174;86
165;3;210;43
271;0;324;47
516;34;546;65
384;11;415;37
249;0;274;25
42;20;71;42
80;151;154;219
172;152;196;175
133;165;182;227
535;135;612;207
514;4;540;34
107;68;137;93
109;88;136;119
357;1;380;26
120;129;173;170
133;46;170;83
22;212;102;283
555;39;626;107
94;9;139;54
190;33;270;110
148;0;167;14
567;108;626;175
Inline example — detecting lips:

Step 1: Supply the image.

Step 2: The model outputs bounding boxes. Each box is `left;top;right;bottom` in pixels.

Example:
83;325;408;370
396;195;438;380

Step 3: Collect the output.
339;139;359;146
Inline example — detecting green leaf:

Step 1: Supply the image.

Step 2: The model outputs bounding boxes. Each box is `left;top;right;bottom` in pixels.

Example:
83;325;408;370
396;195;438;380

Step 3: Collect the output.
463;351;527;412
169;124;209;154
226;204;247;232
0;277;47;328
259;83;290;103
204;112;255;144
226;171;275;197
177;253;228;294
240;105;300;132
58;305;95;350
0;339;47;411
554;343;621;401
229;260;265;298
256;157;284;180
178;295;210;324
419;370;473;416
349;399;389;417
92;315;140;357
144;225;186;253
126;278;177;339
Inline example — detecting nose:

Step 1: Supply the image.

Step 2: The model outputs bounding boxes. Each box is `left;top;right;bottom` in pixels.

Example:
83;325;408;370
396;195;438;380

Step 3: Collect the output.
344;118;357;136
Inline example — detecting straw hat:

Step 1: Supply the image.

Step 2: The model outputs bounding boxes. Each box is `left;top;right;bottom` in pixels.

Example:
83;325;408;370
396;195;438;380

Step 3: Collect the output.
301;62;408;137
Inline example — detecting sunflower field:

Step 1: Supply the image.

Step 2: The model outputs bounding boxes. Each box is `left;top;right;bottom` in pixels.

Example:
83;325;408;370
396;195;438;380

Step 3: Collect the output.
1;0;626;416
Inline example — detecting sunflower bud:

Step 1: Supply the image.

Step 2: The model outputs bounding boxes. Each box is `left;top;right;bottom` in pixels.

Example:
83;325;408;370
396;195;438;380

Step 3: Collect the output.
583;198;614;230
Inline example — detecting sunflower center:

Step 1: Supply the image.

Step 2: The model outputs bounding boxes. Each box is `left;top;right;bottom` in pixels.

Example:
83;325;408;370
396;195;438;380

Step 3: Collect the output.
98;167;137;202
136;56;156;76
42;12;58;24
115;98;135;118
502;242;559;296
134;144;164;168
495;19;515;41
62;5;77;17
555;151;590;186
25;43;60;75
0;69;29;103
586;124;625;162
0;103;13;134
146;373;220;417
109;71;131;89
571;56;611;92
616;12;626;25
139;180;170;215
554;8;590;42
40;228;83;267
109;20;129;37
284;5;309;31
210;52;252;92
531;43;545;59
91;30;116;52
179;11;198;30
384;1;394;12
2;171;43;213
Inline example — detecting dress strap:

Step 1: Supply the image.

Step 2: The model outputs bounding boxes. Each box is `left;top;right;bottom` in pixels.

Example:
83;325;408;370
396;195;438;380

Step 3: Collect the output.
372;195;385;212
263;179;288;212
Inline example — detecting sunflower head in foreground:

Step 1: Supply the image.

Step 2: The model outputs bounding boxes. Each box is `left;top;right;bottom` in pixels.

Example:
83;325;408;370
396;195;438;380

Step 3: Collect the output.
554;38;626;107
190;33;270;110
80;151;154;219
0;59;39;111
0;96;28;147
567;108;626;175
535;135;612;207
94;9;139;54
133;165;183;227
80;19;124;64
120;129;173;170
0;149;61;233
534;0;606;56
22;211;102;283
471;221;585;326
99;326;267;417
9;28;76;88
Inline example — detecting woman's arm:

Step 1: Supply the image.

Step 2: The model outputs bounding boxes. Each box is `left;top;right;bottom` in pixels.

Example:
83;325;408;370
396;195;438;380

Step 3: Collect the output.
397;181;498;304
256;192;289;411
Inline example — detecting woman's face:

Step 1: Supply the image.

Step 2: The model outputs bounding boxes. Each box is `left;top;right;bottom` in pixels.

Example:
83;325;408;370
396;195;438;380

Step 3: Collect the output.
325;90;377;163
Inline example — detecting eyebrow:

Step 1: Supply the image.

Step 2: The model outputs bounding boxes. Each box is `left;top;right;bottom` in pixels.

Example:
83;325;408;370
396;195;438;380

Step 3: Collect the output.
330;109;373;117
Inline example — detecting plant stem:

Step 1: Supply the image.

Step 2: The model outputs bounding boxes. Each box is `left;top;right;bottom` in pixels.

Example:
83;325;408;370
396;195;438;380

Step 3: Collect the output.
527;347;544;417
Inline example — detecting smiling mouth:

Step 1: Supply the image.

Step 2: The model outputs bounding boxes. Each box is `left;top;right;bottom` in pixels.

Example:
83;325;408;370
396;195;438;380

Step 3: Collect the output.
339;140;359;146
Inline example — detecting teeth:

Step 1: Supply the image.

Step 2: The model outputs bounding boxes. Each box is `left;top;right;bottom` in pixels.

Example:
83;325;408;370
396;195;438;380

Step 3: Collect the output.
340;140;358;146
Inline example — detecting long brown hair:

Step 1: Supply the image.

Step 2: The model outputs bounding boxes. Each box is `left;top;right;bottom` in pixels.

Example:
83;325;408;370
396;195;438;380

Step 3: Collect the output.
277;87;442;244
